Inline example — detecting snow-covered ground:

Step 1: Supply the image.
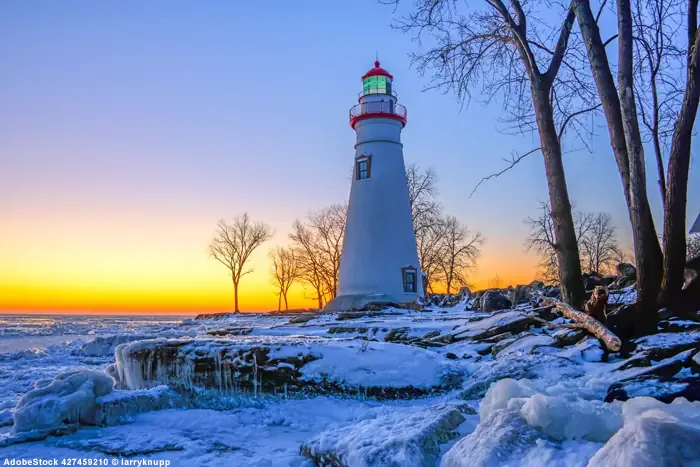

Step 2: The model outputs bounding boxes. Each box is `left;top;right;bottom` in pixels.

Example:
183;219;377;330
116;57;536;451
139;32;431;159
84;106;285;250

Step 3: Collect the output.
0;308;699;466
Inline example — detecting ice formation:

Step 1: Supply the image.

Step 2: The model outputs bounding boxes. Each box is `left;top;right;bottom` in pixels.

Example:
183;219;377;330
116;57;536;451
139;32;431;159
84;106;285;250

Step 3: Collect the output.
12;369;114;436
302;403;472;467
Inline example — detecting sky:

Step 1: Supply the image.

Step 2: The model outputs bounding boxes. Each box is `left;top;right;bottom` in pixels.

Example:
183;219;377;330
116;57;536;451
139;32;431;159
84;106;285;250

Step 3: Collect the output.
1;1;698;314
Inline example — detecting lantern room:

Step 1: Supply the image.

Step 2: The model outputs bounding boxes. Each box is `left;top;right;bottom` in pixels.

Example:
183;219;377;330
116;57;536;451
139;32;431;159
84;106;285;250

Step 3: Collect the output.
361;61;394;96
350;61;407;129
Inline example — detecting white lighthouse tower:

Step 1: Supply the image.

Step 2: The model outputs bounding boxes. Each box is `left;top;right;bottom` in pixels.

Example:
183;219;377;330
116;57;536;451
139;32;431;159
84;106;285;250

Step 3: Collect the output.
325;60;423;311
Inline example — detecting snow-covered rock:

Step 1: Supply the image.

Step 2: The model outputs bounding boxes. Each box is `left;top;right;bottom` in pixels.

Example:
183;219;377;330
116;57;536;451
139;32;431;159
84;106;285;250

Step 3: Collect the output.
441;409;541;467
480;379;622;442
115;336;461;398
301;403;472;467
589;397;700;466
12;369;114;437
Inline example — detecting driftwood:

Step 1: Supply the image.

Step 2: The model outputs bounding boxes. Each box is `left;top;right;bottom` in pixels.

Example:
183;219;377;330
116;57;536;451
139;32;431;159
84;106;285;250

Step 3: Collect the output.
540;297;622;352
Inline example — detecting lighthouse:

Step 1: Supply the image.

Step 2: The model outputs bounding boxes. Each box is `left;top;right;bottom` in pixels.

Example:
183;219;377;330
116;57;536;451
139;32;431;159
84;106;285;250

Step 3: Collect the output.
325;61;423;311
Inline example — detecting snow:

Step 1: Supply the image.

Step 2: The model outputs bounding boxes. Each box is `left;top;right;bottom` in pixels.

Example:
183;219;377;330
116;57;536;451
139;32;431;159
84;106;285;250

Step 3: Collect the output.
302;403;471;466
589;397;700;466
3;310;700;465
12;369;114;437
480;379;622;442
296;340;459;390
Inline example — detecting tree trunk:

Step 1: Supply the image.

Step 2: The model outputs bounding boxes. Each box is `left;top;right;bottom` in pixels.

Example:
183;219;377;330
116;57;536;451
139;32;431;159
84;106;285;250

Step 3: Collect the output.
575;0;662;334
531;83;586;308
650;73;666;203
233;279;240;313
284;294;289;311
617;0;663;332
277;293;281;312
660;9;700;307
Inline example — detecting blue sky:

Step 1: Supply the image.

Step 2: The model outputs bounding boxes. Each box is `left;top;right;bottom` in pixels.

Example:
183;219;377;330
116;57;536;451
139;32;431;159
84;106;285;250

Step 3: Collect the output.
1;0;698;311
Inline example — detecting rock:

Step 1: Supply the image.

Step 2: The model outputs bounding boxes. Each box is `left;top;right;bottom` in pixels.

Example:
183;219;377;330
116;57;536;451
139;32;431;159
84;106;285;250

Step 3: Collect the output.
607;304;639;344
529;280;545;290
542;286;560;298
300;403;473;467
631;331;700;361
194;312;236;320
457;287;471;300
205;327;252;337
480;290;512;312
441;409;541;467
588;399;700;467
384;327;410;342
507;285;531;307
583;274;603;290
288;314;318;324
606;376;700;403
328;327;369;335
600;275;617;286
450;311;534;342
115;337;462;399
605;350;696;402
458;353;585;400
445;353;458;360
93;386;186;425
495;334;555;356
551;328;588;348
616;263;637;278
13;369;115;437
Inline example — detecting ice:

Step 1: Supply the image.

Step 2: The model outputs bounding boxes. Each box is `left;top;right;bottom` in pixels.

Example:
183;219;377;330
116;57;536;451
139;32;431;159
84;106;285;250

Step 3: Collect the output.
114;337;461;396
441;408;542;467
12;369;114;438
297;340;459;390
301;403;472;467
589;397;700;466
479;378;536;420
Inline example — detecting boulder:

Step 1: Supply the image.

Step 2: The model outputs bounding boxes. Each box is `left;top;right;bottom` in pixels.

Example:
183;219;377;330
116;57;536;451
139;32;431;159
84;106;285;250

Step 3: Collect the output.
617;263;637;278
114;337;461;399
300;403;472;467
441;409;541;467
588;398;700;467
528;280;545;290
480;290;512;312
630;331;700;361
12;370;115;437
542;286;560;298
450;311;534;342
507;285;531;307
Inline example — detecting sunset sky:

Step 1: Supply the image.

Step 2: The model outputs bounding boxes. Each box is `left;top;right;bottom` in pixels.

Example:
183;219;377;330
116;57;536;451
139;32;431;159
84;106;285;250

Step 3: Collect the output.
2;1;698;314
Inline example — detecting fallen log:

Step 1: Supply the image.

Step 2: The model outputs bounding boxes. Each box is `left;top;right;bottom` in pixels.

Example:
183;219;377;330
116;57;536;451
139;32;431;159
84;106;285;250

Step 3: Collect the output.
540;297;622;352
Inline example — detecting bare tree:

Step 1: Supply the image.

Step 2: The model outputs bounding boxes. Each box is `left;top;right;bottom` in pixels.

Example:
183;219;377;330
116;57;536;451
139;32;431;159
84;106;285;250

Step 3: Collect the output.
269;246;299;312
406;163;440;234
580;213;624;275
289;204;347;309
525;202;613;282
633;0;685;202
406;164;444;290
437;216;484;294
387;0;594;307
574;0;664;332
659;0;700;307
688;234;700;260
488;275;503;289
209;214;273;313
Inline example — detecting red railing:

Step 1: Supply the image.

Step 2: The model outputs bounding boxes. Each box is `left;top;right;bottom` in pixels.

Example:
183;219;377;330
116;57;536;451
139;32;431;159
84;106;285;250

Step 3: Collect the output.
349;101;407;128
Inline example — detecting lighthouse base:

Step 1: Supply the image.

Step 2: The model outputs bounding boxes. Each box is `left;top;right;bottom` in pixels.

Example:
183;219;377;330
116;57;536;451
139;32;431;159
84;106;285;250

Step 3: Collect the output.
323;293;420;312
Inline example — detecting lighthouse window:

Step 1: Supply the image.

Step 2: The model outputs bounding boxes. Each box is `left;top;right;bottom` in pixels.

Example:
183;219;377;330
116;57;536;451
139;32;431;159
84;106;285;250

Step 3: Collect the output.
363;76;391;96
403;269;417;293
355;156;371;180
